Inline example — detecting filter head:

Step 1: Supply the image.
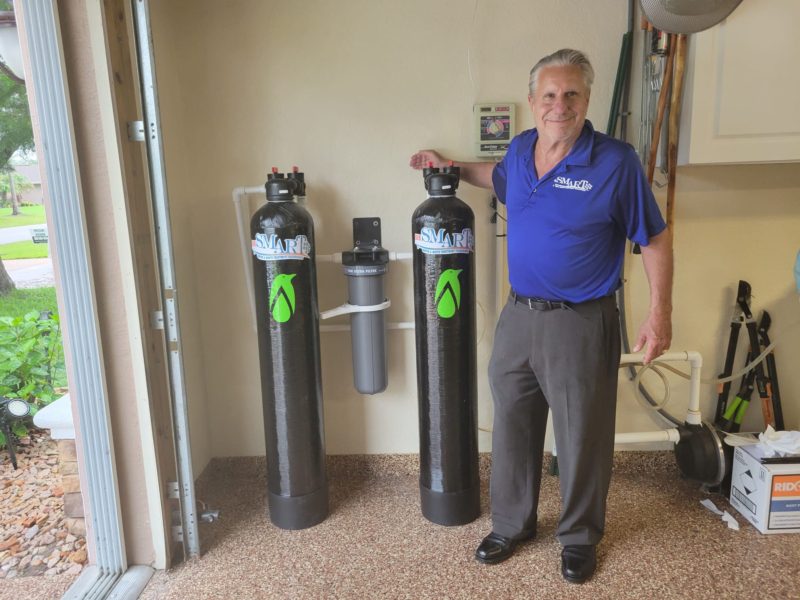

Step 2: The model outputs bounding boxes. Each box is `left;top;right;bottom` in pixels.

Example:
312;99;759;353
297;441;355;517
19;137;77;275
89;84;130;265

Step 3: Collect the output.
426;171;460;197
265;177;297;201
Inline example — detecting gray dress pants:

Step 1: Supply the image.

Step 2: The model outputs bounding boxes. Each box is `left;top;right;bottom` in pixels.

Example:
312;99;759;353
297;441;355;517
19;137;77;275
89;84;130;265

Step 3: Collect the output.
488;293;621;546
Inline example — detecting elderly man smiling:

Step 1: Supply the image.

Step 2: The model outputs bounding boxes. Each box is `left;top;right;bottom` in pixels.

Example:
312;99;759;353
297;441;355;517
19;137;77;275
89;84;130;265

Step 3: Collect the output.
409;48;673;583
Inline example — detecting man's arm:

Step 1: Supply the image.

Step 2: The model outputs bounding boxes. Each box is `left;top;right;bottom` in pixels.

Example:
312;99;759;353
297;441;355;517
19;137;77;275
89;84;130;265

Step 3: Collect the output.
633;228;673;364
409;149;495;190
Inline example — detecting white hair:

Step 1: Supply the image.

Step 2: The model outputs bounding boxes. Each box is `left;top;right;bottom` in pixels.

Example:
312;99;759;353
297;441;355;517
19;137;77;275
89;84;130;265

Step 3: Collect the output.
528;49;595;96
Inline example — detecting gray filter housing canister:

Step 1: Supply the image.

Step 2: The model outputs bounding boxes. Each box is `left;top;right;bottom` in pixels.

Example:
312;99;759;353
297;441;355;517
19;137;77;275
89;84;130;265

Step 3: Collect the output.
342;218;389;395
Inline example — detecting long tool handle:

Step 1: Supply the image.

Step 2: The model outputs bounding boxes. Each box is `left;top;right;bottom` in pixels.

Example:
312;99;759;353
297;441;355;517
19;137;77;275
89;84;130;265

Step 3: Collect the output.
764;353;784;429
666;34;688;231
745;318;774;428
646;34;676;185
758;311;785;430
715;320;741;423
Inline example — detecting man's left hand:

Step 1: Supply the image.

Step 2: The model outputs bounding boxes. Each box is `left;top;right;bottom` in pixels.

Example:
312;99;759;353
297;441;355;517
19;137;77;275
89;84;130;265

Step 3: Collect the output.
633;311;672;364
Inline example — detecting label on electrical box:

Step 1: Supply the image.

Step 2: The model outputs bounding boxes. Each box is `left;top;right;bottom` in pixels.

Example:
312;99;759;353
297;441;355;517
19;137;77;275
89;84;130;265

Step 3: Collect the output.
474;103;515;158
252;233;311;261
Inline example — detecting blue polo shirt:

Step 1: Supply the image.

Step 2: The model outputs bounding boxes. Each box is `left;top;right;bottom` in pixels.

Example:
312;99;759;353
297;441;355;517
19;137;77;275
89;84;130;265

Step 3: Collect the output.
492;121;666;303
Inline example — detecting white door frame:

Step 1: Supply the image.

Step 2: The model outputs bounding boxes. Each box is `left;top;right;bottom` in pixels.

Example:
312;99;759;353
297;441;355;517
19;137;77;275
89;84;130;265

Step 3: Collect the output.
18;0;163;596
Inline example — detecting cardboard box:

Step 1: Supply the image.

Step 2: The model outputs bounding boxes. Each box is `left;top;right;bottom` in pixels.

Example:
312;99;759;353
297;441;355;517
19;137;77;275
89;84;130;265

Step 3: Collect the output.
729;445;800;534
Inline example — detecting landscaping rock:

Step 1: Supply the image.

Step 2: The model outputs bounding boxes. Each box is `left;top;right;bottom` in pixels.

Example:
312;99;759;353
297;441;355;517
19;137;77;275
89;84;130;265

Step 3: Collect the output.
1;430;88;578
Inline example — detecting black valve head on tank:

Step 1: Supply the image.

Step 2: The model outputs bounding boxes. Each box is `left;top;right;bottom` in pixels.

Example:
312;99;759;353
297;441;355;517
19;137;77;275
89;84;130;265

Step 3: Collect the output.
424;162;461;196
264;167;298;202
287;166;306;197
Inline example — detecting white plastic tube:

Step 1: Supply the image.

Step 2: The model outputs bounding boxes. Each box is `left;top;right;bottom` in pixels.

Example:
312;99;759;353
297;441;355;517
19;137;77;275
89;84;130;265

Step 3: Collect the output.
614;429;681;445
320;322;415;333
317;252;412;263
232;186;264;331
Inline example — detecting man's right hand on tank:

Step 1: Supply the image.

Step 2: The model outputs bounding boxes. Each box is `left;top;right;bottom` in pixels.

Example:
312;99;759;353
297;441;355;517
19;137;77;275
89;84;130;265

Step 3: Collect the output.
409;149;447;170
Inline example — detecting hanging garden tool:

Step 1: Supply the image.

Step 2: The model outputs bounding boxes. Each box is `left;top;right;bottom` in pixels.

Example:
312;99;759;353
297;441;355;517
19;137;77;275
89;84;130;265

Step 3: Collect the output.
713;281;781;432
639;0;747;232
716;348;755;433
757;311;785;430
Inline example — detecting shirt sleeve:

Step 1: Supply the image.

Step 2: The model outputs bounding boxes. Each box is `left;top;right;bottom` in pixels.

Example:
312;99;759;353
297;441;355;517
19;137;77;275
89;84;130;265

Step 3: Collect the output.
492;156;508;205
492;133;523;205
610;145;666;246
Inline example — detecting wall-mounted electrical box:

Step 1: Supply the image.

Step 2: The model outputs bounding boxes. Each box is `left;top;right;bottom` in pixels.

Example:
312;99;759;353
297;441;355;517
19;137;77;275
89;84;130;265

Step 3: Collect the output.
474;103;516;157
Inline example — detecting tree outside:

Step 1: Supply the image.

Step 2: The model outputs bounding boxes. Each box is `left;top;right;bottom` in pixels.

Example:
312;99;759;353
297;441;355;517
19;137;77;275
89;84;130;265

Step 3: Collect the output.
0;29;35;295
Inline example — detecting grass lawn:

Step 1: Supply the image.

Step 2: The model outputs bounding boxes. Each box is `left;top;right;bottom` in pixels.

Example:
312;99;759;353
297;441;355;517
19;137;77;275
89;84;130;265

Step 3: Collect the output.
0;240;49;259
0;205;46;229
0;287;58;318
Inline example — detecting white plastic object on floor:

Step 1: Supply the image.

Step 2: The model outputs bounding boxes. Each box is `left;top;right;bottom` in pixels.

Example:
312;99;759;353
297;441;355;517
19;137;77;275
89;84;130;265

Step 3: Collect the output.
32;393;74;440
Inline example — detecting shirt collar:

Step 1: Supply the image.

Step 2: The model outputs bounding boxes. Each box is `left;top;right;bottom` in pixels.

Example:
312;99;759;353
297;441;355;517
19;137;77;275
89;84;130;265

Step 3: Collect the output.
563;120;595;167
526;120;596;168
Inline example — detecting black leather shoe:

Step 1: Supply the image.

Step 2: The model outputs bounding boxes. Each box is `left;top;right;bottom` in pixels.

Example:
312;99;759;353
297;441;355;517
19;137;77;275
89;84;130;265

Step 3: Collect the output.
561;544;597;583
475;531;534;565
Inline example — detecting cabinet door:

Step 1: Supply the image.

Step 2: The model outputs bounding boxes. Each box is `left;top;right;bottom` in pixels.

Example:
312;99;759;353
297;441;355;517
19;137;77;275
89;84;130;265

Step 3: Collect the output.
678;0;800;164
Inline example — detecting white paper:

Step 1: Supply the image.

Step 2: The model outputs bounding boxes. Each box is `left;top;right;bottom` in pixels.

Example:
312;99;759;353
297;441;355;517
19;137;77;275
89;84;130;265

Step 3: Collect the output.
722;511;740;531
757;426;800;458
701;499;740;530
701;499;723;515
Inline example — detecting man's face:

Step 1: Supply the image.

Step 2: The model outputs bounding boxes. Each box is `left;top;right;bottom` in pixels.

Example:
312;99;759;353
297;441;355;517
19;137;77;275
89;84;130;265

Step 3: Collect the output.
528;65;590;145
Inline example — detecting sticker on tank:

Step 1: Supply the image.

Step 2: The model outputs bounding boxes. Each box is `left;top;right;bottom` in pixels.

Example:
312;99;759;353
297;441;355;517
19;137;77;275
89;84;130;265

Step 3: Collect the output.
414;227;474;255
435;269;462;318
269;274;297;323
252;233;311;261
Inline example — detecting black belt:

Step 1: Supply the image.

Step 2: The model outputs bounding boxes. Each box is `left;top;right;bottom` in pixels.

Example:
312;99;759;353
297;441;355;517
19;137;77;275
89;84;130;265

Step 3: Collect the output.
510;290;572;311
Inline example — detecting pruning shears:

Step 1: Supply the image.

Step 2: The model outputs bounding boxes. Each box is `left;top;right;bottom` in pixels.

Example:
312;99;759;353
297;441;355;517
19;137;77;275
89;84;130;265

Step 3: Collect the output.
714;281;784;432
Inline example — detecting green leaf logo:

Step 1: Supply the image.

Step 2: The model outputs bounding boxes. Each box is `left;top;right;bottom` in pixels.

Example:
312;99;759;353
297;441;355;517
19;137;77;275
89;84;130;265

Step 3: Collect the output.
269;274;297;323
435;269;462;318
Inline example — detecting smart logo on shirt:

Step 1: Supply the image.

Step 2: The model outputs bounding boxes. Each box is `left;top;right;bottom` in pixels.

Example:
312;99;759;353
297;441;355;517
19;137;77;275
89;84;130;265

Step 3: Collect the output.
553;176;593;192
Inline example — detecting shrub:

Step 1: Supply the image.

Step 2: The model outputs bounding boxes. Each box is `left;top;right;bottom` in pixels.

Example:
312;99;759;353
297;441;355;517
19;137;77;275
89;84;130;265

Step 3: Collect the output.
0;311;67;447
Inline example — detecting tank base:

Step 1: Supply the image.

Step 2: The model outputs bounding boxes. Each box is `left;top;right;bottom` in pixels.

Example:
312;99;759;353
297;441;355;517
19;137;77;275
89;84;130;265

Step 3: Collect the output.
268;486;329;530
420;483;480;526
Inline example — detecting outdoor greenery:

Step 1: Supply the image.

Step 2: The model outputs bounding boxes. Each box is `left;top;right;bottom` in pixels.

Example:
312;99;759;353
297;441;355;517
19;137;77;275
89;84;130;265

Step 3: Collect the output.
0;240;48;260
0;287;58;317
1;64;37;295
0;204;44;228
0;71;34;169
0;288;63;447
0;170;33;206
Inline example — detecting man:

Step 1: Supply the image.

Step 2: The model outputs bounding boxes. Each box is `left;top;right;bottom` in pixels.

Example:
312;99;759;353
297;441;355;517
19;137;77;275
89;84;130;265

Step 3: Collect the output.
409;49;672;584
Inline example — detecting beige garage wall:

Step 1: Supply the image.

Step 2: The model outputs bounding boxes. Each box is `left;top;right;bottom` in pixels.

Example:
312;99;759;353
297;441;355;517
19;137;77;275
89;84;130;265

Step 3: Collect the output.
149;0;800;465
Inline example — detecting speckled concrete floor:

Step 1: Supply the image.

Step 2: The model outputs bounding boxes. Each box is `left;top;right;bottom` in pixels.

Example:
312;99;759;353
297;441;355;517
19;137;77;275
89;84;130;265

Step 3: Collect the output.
137;452;799;600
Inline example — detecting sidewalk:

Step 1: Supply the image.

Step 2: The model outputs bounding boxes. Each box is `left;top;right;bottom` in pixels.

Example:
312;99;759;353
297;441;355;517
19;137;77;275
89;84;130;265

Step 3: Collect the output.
4;259;54;289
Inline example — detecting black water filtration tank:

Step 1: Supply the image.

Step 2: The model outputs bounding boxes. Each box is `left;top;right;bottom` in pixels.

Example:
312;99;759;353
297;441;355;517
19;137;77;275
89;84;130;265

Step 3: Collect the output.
412;165;480;526
251;169;328;530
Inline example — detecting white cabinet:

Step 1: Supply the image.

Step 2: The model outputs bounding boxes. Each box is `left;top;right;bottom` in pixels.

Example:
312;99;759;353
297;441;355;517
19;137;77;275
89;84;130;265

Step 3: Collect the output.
678;0;800;165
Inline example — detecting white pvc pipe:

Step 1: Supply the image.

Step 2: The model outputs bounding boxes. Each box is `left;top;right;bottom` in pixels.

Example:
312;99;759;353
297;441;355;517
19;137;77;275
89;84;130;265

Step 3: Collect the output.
614;429;681;445
317;251;413;263
321;322;415;333
232;187;263;331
